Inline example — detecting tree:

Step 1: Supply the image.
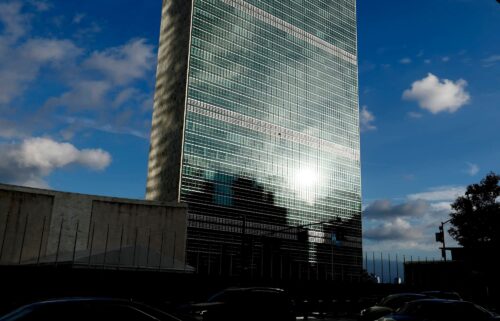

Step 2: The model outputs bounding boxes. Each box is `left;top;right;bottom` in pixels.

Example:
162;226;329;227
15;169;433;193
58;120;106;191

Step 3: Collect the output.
448;172;500;249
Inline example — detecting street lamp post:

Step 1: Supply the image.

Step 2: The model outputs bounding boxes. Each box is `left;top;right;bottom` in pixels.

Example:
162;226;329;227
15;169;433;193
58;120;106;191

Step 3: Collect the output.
436;219;451;261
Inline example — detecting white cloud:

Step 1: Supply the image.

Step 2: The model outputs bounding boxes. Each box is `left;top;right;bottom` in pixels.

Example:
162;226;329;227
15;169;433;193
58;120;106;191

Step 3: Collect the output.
84;39;155;85
0;118;25;138
43;39;155;112
430;202;452;213
15;137;110;170
364;218;423;241
465;162;479;176
45;80;111;110
22;38;81;62
0;2;30;41
28;0;51;12
363;186;464;255
407;186;465;202
407;111;423;119
482;55;500;67
0;137;111;188
0;1;154;144
399;57;412;64
364;199;429;220
403;73;470;114
59;115;149;140
442;56;450;62
0;37;81;104
113;88;139;108
74;22;101;39
72;13;85;24
360;105;376;132
424;59;431;64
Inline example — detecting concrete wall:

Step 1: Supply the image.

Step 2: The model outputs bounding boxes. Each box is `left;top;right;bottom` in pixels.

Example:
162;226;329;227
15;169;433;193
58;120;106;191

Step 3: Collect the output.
0;184;187;271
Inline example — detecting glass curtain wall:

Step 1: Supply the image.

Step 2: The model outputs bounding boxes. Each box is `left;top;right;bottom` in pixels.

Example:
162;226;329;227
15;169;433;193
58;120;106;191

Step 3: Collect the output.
181;0;361;280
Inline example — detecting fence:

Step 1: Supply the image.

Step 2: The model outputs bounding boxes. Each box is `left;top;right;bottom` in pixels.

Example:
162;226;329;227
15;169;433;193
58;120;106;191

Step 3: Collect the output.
363;251;444;284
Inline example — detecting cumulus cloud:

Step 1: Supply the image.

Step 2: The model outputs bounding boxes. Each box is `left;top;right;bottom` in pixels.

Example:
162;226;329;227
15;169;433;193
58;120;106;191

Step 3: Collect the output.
403;73;470;114
0;118;26;138
43;39;155;114
364;199;429;220
363;185;465;251
0;137;111;188
407;186;465;202
22;38;81;62
45;80;111;110
84;39;155;85
0;2;30;40
0;37;81;104
360;105;376;132
28;0;51;12
364;218;423;241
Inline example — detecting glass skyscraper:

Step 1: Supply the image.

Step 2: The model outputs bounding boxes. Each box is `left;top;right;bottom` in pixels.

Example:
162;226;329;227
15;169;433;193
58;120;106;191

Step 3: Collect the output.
147;0;361;280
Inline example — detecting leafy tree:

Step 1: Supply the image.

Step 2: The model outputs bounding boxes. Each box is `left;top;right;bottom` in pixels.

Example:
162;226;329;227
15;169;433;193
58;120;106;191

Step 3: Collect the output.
448;172;500;248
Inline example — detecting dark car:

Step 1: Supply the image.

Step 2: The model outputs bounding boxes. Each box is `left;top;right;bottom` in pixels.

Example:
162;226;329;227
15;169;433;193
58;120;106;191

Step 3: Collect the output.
195;287;295;321
359;293;428;321
420;291;462;301
377;299;500;321
0;297;184;321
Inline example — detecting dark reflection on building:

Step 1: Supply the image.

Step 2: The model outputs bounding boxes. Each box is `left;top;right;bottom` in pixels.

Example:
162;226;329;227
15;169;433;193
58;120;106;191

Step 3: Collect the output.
183;171;362;280
185;172;296;278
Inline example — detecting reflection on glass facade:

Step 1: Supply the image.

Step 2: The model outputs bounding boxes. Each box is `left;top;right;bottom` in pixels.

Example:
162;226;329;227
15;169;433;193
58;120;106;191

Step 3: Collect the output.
147;0;361;280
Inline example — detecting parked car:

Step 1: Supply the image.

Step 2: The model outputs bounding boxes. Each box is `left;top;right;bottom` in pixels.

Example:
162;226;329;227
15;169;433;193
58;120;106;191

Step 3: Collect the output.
420;290;462;300
359;293;428;321
0;297;184;321
195;287;295;321
377;298;500;321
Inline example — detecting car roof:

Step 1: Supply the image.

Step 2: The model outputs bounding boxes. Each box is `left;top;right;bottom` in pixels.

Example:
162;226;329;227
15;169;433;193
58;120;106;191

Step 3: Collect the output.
221;287;286;293
407;298;467;305
27;297;133;306
0;297;184;321
385;293;426;297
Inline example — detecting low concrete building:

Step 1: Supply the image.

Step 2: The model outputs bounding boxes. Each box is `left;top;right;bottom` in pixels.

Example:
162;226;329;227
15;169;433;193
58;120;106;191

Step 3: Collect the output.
0;184;189;272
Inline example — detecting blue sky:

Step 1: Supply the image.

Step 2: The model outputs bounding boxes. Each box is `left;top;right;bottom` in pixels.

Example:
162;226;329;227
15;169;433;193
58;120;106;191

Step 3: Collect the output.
0;0;499;261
